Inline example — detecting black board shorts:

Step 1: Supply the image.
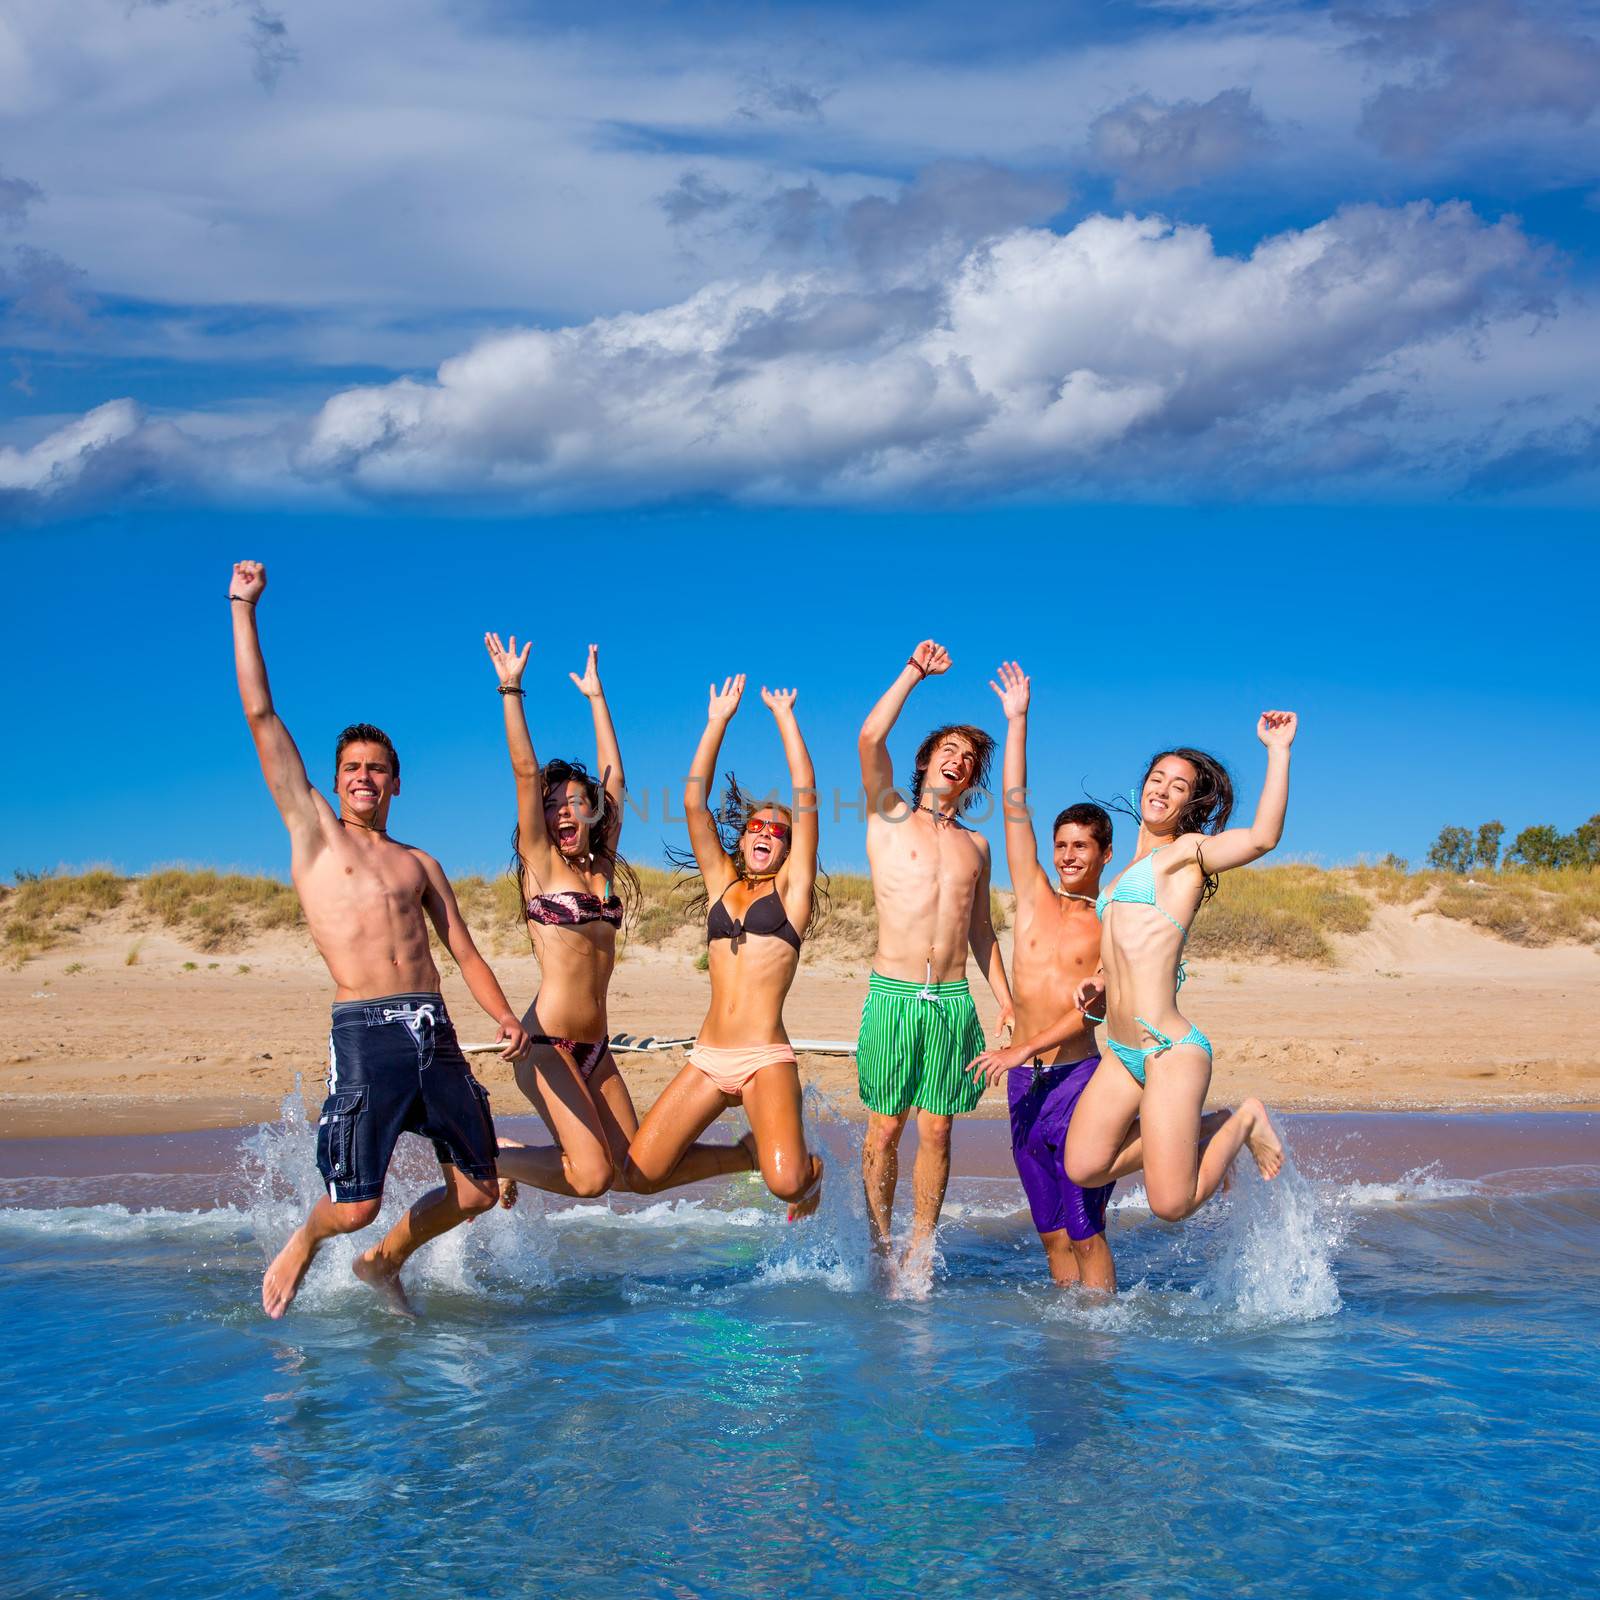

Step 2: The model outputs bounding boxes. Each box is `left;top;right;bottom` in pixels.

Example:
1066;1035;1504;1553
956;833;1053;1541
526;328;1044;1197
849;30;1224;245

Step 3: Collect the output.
317;992;498;1203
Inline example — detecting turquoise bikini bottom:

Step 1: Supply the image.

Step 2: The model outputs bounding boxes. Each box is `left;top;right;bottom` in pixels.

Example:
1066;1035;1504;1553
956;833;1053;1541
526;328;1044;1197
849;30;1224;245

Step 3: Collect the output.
1105;1018;1213;1088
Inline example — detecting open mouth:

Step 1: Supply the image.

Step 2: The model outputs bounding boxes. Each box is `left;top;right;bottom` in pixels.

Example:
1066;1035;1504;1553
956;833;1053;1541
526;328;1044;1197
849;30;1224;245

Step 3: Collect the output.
556;823;580;849
349;787;378;803
750;841;774;866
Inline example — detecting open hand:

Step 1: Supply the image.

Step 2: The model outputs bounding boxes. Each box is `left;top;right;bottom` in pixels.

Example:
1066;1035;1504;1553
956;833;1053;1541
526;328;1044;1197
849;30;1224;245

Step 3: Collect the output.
967;1043;1026;1088
230;560;266;603
569;644;603;700
484;632;531;688
1257;710;1298;749
909;640;951;678
708;674;745;723
989;660;1029;719
761;685;798;715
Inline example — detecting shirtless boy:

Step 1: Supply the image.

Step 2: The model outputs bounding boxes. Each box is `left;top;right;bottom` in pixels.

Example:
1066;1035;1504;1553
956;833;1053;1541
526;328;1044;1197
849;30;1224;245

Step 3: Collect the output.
856;640;1014;1276
231;561;530;1318
965;661;1118;1290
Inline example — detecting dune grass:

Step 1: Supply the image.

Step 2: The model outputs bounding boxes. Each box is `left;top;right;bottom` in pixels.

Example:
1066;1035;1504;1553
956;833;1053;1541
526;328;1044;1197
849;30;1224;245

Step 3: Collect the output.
1430;867;1600;946
1189;865;1371;964
4;861;1594;968
2;869;127;960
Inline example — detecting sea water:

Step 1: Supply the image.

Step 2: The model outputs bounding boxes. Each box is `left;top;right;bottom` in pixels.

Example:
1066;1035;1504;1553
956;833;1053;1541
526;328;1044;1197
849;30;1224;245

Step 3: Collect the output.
2;1101;1597;1599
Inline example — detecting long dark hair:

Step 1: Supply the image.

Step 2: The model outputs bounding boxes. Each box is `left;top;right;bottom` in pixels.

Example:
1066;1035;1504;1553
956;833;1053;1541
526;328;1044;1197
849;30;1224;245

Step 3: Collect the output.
670;770;829;932
507;756;640;921
1105;746;1233;903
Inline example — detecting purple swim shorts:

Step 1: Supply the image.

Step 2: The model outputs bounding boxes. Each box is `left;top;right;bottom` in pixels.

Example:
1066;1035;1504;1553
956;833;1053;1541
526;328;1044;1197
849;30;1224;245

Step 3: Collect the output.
1007;1055;1114;1241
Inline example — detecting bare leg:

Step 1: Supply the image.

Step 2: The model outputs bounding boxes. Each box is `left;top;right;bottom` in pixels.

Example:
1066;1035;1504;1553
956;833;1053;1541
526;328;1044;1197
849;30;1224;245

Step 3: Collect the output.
1094;1107;1233;1184
1064;1058;1145;1188
262;1194;380;1319
1142;1044;1283;1221
861;1108;911;1257
903;1109;954;1271
1040;1228;1081;1287
354;1162;499;1314
501;1042;624;1199
741;1063;823;1221
621;1065;758;1194
1066;1231;1116;1294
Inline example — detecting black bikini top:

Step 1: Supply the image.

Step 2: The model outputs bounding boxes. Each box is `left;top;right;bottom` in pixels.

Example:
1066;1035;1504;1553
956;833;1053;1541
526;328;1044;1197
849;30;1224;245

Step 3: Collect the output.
706;882;802;953
525;890;623;929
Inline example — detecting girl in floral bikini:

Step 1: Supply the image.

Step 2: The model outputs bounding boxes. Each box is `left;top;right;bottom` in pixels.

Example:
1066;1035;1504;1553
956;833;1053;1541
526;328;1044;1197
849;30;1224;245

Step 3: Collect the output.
484;633;745;1201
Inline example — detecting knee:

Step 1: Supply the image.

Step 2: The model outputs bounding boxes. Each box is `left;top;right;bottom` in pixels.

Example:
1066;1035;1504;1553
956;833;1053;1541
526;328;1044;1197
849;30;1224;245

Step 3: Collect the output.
460;1181;499;1217
916;1118;952;1157
863;1121;902;1158
334;1198;382;1232
619;1158;659;1196
763;1162;808;1204
1147;1192;1189;1224
570;1160;615;1199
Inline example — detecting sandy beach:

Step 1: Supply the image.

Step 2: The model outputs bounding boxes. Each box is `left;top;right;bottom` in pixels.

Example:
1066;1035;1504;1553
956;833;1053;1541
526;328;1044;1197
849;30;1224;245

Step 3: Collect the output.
3;898;1596;1138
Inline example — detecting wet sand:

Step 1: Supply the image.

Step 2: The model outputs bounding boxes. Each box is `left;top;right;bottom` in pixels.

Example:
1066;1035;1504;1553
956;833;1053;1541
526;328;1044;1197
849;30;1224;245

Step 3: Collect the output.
4;1111;1594;1210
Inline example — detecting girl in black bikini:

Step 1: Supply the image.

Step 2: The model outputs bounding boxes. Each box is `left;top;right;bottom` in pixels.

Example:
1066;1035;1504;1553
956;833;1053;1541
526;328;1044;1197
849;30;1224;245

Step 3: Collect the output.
622;676;824;1221
485;633;743;1201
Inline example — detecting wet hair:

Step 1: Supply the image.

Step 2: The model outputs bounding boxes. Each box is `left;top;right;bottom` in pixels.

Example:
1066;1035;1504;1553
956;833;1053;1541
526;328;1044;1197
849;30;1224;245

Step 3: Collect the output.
1052;802;1113;854
507;756;640;922
909;724;995;814
669;771;829;932
334;723;399;781
1104;747;1234;902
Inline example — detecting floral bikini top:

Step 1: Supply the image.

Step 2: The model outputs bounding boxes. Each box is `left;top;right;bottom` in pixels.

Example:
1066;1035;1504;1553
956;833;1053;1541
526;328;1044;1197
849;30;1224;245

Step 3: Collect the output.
524;889;623;929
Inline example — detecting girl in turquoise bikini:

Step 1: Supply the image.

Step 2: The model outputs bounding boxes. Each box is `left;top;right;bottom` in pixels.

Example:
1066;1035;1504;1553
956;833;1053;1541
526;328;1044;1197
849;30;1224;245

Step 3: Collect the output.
1063;712;1297;1222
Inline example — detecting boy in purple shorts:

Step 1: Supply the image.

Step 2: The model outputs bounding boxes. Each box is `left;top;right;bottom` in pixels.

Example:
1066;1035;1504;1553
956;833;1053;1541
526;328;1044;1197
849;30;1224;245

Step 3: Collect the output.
967;662;1117;1290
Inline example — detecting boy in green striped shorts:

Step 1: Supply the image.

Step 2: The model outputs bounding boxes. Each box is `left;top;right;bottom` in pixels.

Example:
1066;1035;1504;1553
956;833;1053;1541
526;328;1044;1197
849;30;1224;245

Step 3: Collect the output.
856;641;1014;1282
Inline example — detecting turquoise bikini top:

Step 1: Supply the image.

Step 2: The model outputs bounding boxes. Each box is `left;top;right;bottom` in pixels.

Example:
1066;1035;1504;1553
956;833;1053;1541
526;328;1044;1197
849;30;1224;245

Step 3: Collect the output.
1095;846;1189;939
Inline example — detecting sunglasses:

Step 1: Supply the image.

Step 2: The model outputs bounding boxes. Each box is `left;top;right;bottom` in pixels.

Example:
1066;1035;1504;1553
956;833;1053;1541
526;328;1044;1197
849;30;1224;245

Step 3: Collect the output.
744;816;792;841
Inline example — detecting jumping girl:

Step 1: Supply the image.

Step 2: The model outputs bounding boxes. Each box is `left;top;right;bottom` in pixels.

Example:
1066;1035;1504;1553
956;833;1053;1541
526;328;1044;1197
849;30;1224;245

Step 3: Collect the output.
484;634;739;1200
622;675;824;1220
1063;712;1296;1221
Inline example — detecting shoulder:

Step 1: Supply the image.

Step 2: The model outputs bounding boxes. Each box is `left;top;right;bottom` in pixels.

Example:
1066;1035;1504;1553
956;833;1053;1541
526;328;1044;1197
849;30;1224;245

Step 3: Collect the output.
968;829;991;860
405;845;446;879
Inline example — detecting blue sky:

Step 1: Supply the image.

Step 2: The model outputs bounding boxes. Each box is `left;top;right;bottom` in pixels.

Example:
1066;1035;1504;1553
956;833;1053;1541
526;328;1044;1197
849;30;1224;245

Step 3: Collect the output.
2;0;1599;883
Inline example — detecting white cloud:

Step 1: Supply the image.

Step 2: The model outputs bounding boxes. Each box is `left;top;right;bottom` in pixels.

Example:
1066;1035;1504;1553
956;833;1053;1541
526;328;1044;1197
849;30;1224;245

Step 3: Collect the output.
279;200;1556;503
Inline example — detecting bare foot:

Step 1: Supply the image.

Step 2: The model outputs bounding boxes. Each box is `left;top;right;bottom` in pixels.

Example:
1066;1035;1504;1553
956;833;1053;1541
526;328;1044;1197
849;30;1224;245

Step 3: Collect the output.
894;1233;935;1301
1242;1098;1284;1180
262;1226;316;1319
498;1176;519;1209
786;1156;824;1222
353;1248;416;1317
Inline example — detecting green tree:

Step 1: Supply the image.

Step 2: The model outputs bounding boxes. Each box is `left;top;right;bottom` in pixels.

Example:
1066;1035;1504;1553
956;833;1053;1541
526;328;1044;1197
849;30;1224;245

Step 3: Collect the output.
1573;813;1600;868
1505;825;1576;871
1474;820;1504;872
1426;826;1474;873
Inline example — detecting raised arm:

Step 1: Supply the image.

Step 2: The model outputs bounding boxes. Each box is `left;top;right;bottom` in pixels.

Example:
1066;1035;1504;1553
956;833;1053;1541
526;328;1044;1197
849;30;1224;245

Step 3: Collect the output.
1185;711;1297;876
967;838;1015;1035
484;632;551;873
989;661;1047;896
858;640;950;815
685;676;743;893
416;852;530;1061
762;687;818;921
230;561;330;846
570;644;625;846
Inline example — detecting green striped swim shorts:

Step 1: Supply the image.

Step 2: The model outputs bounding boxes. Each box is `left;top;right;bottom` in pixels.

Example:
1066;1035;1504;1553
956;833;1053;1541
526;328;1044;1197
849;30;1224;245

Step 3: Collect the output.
855;971;986;1118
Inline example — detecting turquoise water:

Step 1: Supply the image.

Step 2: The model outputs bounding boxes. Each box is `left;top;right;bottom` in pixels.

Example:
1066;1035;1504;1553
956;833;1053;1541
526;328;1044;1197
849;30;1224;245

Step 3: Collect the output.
2;1105;1597;1598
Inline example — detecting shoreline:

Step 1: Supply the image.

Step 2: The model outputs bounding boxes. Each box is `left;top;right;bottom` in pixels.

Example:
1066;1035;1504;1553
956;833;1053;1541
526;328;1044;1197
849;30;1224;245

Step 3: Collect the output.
3;1076;1598;1144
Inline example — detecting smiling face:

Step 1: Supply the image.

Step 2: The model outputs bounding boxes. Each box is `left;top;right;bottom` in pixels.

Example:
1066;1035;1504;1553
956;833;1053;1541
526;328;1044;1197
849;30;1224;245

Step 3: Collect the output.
740;806;793;876
928;734;978;801
1141;755;1198;836
544;779;596;860
335;740;398;821
1053;822;1112;892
